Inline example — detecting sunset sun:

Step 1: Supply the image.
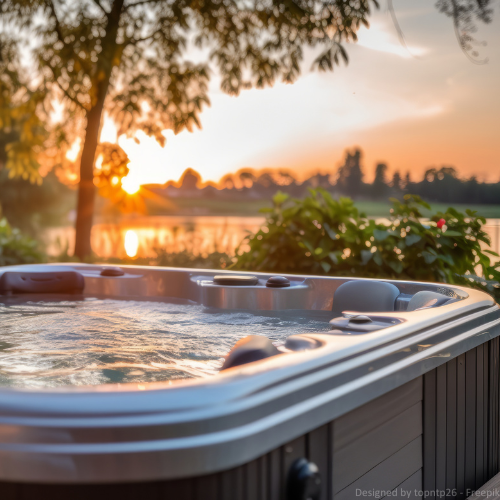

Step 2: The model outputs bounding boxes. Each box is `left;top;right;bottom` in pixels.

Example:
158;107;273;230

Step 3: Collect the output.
121;176;141;195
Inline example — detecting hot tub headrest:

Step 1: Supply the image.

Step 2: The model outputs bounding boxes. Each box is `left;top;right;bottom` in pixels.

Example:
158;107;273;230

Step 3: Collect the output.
333;280;400;313
0;266;84;294
407;291;454;311
221;335;280;371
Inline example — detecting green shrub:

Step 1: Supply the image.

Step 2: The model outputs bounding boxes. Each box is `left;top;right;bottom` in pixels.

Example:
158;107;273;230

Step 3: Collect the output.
153;248;233;269
232;190;500;299
0;218;44;265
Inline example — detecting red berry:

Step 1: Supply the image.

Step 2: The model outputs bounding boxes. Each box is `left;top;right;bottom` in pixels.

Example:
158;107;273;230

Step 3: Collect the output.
436;218;446;229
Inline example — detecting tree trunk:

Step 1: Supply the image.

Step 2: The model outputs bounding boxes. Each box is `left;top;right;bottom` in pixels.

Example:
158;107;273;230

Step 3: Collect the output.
73;102;105;260
73;0;125;260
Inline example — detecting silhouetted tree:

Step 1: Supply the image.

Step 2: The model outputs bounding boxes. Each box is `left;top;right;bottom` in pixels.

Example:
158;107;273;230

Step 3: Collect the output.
391;171;402;192
372;163;389;200
179;169;201;191
304;172;332;189
337;148;364;198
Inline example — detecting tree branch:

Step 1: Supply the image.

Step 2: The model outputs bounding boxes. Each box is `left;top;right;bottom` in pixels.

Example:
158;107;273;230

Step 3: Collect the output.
92;0;109;15
124;0;159;11
47;0;65;45
132;29;162;43
449;0;488;64
54;80;87;111
387;0;422;60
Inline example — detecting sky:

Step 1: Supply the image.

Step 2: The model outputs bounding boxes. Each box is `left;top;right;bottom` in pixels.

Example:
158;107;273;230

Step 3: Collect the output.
99;0;500;190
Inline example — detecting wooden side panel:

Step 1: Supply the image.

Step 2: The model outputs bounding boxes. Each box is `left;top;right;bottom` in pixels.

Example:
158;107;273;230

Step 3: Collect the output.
423;369;437;494
334;437;422;500
476;344;485;489
436;363;447;494
389;470;423;500
333;403;422;493
465;349;477;491
194;474;219;500
446;357;457;494
457;352;466;498
423;339;500;500
308;424;330;500
281;436;306;500
334;377;422;450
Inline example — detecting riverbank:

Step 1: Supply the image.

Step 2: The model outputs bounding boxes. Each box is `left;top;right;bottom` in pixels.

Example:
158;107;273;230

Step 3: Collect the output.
145;197;500;218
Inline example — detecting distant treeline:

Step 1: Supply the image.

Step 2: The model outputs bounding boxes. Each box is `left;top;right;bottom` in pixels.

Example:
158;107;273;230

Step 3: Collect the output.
160;148;500;205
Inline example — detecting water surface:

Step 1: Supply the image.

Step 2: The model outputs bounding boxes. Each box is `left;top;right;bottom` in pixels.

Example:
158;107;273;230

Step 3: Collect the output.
0;299;329;389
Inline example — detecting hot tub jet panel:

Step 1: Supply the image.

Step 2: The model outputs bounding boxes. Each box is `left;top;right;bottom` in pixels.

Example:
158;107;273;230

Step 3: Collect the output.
0;264;498;500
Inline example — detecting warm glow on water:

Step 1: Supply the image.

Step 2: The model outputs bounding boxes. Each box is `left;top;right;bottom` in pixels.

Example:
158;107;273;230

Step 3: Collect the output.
44;216;500;260
124;229;139;257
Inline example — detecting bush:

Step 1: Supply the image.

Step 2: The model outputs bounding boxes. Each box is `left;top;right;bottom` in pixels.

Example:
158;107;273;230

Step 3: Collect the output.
0;218;44;265
232;190;500;299
153;248;233;269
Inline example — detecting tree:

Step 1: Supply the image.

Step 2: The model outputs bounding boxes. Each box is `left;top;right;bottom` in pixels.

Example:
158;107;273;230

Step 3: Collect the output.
236;170;256;189
0;37;48;184
2;0;380;259
372;162;389;200
179;168;201;191
336;148;364;197
391;170;402;193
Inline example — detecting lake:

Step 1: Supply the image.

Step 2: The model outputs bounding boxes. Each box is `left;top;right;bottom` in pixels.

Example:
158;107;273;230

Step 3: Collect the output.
45;216;500;260
45;216;265;259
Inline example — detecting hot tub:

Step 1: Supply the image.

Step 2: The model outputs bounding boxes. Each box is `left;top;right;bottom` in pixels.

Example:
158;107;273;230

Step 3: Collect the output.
0;263;498;500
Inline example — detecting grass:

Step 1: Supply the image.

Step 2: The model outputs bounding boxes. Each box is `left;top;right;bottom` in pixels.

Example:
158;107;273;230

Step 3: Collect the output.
146;197;500;218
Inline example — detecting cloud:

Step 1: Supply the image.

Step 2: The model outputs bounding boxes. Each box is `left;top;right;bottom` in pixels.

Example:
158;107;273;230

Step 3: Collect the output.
355;21;428;59
116;69;443;185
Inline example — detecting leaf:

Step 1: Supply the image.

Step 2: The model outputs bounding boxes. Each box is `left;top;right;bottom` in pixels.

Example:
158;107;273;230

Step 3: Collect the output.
438;254;455;266
361;250;373;265
373;229;390;241
329;252;338;265
323;222;337;240
388;260;403;274
272;191;289;207
373;252;383;266
321;261;331;273
422;251;437;264
405;234;421;246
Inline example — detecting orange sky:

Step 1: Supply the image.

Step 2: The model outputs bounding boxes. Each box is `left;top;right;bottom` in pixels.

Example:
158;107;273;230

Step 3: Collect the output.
100;0;500;190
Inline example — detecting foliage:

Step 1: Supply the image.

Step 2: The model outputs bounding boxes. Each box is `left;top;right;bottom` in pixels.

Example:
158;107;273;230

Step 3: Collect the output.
0;169;75;236
0;218;44;266
153;249;233;270
0;37;48;183
436;0;493;63
1;0;383;258
232;190;500;299
93;142;129;195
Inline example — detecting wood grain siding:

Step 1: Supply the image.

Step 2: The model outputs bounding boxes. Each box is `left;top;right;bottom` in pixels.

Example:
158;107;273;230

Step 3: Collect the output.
423;338;500;499
390;470;423;499
333;403;422;493
333;377;423;450
331;377;423;499
334;437;422;500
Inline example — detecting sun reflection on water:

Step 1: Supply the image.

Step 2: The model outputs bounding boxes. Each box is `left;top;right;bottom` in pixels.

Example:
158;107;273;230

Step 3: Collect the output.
124;229;139;257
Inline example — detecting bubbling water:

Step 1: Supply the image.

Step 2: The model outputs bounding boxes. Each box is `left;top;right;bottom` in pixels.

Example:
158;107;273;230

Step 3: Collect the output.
0;299;329;389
